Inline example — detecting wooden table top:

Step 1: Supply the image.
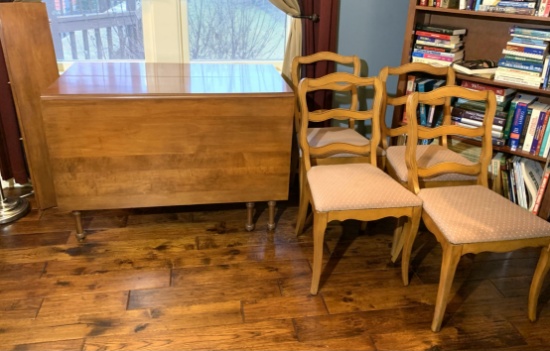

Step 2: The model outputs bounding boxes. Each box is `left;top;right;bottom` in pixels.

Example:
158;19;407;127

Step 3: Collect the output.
42;62;293;98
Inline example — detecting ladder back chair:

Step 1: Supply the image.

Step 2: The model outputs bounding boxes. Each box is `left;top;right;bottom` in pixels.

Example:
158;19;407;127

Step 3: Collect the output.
402;86;550;332
296;72;423;295
292;52;381;236
379;63;478;262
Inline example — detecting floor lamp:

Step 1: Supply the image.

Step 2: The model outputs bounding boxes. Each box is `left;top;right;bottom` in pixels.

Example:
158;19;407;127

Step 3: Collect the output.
0;178;29;224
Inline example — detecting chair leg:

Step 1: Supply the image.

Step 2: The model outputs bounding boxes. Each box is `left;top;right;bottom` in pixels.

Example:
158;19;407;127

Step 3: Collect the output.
401;208;422;286
528;245;550;322
391;216;406;263
295;169;309;236
431;244;462;332
310;212;328;295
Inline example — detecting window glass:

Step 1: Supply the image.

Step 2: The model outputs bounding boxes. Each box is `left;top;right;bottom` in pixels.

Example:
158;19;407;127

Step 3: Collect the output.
44;0;286;63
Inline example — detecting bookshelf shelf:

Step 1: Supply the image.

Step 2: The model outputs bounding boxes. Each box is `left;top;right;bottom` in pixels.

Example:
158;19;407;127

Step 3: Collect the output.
415;6;550;22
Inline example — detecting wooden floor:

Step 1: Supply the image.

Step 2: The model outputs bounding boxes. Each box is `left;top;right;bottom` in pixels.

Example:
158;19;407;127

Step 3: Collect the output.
1;185;550;351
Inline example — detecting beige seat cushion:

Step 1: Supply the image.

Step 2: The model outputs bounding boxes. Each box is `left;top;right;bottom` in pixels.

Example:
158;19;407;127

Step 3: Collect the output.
307;127;385;158
386;144;477;183
307;163;422;212
419;185;550;244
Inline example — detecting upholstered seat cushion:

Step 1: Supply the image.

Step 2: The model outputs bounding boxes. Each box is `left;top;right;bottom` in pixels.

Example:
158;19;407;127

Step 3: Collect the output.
307;163;422;212
419;185;550;244
386;144;477;183
307;127;385;158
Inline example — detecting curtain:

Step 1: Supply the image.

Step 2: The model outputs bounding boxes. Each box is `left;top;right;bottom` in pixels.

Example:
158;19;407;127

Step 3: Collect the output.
268;0;301;81
300;0;339;110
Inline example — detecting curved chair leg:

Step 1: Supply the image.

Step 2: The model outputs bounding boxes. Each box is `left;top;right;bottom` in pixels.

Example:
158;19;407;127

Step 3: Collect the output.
295;174;310;236
528;245;550;322
401;209;423;286
310;211;328;295
391;216;406;263
432;244;462;332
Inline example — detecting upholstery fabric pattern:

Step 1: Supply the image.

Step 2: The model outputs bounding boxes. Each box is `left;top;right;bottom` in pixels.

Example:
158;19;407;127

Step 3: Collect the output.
387;144;477;182
419;185;550;244
307;163;422;212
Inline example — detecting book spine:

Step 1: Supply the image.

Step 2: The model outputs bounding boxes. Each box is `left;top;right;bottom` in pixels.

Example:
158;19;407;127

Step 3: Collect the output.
451;106;507;126
459;80;508;95
489;1;537;7
494;72;542;87
419;0;428;5
411;56;453;66
415;30;459;41
412;52;456;61
412;49;463;58
540;116;550;157
522;106;542;152
414;44;458;52
501;49;545;60
532;109;549;154
504;44;546;55
497;58;544;73
415;24;465;35
510;26;550;40
497;66;542;77
509;102;529;151
416;39;462;49
478;5;536;14
503;54;544;63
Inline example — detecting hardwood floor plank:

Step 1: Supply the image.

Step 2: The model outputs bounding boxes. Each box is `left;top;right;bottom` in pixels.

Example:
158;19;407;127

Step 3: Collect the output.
243;295;328;322
128;280;282;309
8;338;84;351
0;297;42;319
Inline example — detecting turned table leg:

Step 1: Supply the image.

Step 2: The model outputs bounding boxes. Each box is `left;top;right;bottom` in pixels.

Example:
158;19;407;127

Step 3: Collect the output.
245;202;255;231
267;200;276;231
72;211;86;241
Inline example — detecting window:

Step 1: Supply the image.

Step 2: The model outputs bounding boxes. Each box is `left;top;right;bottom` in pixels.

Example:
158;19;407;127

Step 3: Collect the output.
44;0;287;65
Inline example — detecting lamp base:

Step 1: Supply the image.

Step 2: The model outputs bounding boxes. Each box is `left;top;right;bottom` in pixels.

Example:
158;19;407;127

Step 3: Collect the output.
0;196;30;224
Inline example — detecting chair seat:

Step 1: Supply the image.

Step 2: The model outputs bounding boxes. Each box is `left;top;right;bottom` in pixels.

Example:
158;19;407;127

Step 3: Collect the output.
307;163;422;212
419;185;550;245
307;127;385;158
386;144;477;183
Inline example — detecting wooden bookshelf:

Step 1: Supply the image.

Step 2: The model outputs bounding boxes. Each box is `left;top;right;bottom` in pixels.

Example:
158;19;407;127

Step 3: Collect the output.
396;0;550;162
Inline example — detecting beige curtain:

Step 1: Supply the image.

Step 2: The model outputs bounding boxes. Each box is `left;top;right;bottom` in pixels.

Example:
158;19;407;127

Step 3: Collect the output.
269;0;302;81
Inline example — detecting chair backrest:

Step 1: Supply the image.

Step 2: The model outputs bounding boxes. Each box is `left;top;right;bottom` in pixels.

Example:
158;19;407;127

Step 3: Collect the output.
378;62;456;149
291;52;361;132
404;86;496;195
297;72;384;172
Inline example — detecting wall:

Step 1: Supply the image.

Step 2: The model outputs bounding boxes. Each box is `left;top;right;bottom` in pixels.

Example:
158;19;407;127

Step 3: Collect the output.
337;0;410;129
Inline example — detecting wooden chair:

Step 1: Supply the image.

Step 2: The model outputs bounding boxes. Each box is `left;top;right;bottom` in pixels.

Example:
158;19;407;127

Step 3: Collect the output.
292;52;378;236
378;63;478;262
401;85;550;332
296;72;423;295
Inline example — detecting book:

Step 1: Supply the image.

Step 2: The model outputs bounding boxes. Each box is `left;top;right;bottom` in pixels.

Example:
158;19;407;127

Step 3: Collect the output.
416;78;437;126
491;152;506;195
481;1;537;8
451;60;498;78
411;51;464;62
513;156;527;209
509;101;533;151
508;36;549;50
427;79;446;126
416;39;464;49
497;57;544;73
521;102;549;153
496;66;542;77
520;157;544;211
501;48;547;60
504;44;548;56
415;30;463;42
414;23;467;35
451;105;507;126
452;121;504;138
440;0;461;7
411;56;455;66
538;0;550;16
503;94;538;140
402;74;419;123
478;5;536;14
459;79;517;103
413;43;462;53
510;26;550;41
494;70;542;87
532;107;550;155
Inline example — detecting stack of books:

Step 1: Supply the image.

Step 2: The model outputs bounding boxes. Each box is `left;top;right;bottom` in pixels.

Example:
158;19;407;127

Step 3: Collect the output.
451;80;516;146
476;0;539;15
494;26;550;88
411;24;466;67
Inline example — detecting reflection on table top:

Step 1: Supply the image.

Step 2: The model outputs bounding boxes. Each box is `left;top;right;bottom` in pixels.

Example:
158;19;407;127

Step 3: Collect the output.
43;61;293;97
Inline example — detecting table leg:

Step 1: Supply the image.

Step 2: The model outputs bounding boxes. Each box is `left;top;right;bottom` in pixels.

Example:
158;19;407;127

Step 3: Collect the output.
72;210;86;241
245;202;255;231
267;200;276;231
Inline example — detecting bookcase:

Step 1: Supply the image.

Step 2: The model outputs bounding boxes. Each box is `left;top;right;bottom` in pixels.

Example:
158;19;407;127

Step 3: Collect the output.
397;0;550;163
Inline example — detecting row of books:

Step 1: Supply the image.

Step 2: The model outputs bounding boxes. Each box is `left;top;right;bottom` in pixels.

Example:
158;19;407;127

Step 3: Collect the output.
410;24;466;67
494;26;550;89
490;153;547;215
419;0;550;16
